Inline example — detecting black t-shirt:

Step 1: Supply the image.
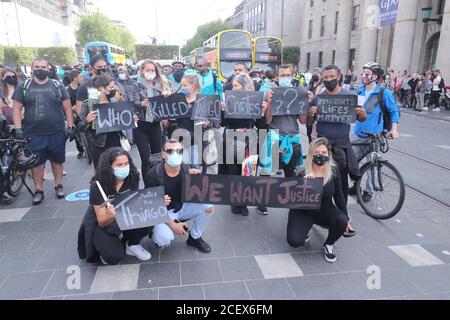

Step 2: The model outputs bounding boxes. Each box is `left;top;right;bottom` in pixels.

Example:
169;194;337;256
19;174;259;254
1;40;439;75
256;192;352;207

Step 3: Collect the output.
12;79;70;135
76;79;93;103
164;169;183;212
176;101;195;133
89;178;138;207
67;85;78;107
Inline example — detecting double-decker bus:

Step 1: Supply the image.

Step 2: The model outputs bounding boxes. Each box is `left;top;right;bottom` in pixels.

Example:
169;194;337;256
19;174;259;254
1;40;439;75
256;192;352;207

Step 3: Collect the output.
203;30;253;82
85;41;127;65
252;36;283;71
189;47;205;66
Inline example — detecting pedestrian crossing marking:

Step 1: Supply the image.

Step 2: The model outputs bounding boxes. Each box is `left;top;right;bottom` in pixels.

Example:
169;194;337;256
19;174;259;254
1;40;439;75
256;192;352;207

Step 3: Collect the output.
255;254;304;279
389;244;444;267
89;264;140;294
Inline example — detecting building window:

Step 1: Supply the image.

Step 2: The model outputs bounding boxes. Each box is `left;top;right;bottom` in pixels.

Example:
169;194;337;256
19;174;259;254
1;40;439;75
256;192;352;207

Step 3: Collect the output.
320;16;326;37
334;11;339;34
308;19;313;39
332;50;336;64
352;5;360;31
310;0;314;7
307;52;311;70
349;49;356;71
318;51;323;68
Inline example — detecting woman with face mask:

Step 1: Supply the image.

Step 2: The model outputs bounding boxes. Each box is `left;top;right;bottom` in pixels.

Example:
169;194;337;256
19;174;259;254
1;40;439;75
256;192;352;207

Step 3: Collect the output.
78;147;167;265
0;68;19;126
79;74;136;168
135;60;171;177
287;138;349;263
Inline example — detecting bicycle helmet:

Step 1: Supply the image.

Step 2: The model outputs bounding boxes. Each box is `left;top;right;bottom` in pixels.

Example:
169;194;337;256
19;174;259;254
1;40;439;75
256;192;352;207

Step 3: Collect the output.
250;66;263;74
363;62;385;80
172;56;187;67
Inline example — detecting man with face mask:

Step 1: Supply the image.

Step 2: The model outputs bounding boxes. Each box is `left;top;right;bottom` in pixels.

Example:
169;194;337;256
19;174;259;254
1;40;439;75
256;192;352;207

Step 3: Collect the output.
172;57;186;84
12;58;75;205
223;63;249;91
144;139;214;253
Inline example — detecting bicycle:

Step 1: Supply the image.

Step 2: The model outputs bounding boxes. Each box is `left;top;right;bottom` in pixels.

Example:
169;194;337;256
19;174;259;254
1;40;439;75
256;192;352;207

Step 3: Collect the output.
351;130;405;220
75;123;93;165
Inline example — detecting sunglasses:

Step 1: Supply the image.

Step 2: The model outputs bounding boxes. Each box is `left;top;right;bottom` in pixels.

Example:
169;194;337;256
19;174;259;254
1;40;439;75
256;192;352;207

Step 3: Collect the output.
165;148;183;155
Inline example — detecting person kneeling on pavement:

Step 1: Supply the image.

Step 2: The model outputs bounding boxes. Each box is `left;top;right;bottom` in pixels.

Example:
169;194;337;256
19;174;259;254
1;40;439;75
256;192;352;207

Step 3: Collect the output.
78;148;164;265
144;139;214;253
287;138;349;263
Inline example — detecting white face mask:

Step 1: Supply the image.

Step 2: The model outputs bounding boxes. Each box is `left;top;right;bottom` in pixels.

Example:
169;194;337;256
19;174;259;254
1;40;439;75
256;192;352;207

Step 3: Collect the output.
118;73;127;81
144;72;156;81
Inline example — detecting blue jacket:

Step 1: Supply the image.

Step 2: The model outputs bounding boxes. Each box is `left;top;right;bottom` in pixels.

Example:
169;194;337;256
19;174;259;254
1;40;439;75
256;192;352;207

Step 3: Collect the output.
198;71;223;97
355;84;400;137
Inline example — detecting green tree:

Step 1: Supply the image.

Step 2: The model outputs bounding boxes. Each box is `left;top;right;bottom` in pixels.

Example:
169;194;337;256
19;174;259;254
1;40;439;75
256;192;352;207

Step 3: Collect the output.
4;47;38;66
38;47;77;65
283;46;300;65
0;45;4;64
181;20;229;57
113;27;136;58
135;45;179;60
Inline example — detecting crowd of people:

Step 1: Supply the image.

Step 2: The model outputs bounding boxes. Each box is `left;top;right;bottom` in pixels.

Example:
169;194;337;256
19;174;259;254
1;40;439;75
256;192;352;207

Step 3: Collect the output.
0;56;403;264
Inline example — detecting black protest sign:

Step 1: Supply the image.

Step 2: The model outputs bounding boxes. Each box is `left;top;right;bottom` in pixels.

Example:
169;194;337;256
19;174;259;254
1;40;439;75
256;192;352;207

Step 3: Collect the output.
150;93;191;120
271;87;309;116
115;187;168;231
94;102;136;134
191;95;221;121
182;174;323;210
316;95;358;124
224;91;264;119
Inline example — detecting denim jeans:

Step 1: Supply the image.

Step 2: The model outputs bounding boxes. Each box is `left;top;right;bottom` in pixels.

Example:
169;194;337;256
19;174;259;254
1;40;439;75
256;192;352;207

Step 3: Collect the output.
153;203;214;247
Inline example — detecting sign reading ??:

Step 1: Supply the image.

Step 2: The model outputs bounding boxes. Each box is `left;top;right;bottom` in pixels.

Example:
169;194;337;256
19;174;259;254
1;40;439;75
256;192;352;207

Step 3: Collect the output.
95;102;136;134
115;187;168;231
271;87;309;116
316;95;358;124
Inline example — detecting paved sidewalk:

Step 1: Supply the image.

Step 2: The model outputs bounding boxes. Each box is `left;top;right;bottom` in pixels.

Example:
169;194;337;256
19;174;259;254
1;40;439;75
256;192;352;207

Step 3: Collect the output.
1;145;450;300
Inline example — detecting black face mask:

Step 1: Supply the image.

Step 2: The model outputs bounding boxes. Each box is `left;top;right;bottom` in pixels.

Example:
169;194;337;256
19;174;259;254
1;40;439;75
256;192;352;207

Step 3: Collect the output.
34;69;49;80
323;79;338;91
311;75;320;82
106;89;116;100
173;69;184;82
96;68;109;76
313;154;329;166
4;76;18;86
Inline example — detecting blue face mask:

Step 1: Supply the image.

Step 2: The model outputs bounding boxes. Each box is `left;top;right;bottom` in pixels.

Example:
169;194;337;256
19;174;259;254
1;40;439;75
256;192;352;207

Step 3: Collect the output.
279;77;293;88
180;87;191;97
114;166;130;181
166;153;183;168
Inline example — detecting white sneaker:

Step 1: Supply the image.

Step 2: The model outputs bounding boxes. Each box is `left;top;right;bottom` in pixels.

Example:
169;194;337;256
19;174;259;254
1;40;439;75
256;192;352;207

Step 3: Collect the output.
422;107;429;111
126;242;152;261
432;107;441;112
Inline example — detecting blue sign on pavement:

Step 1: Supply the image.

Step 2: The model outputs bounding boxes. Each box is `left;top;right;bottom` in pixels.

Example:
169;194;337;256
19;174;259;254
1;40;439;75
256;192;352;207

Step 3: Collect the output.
66;189;90;202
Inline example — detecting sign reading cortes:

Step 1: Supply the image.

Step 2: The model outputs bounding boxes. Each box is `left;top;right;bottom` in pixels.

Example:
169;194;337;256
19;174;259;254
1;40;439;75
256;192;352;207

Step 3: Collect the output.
379;0;399;26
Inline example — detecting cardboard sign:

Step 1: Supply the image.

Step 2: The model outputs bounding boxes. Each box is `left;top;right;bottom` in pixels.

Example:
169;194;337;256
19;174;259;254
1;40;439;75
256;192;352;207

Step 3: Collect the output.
94;102;136;134
115;187;168;231
271;87;309;115
182;174;323;210
224;91;264;119
150;93;191;120
191;95;221;121
316;95;358;124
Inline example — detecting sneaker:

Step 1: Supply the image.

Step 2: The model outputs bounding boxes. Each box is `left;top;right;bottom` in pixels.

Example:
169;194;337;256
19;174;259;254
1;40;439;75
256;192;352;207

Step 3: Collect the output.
257;206;268;215
362;191;372;203
323;244;337;263
433;107;441;112
240;206;249;216
0;194;12;205
305;235;310;244
126;242;152;261
77;152;84;160
186;234;211;253
231;205;241;215
32;190;44;205
55;184;65;199
348;185;357;196
422;107;429;111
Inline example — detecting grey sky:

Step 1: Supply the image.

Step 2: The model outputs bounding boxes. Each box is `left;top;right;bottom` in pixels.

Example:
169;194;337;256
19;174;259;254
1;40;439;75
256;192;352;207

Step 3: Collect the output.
91;0;242;46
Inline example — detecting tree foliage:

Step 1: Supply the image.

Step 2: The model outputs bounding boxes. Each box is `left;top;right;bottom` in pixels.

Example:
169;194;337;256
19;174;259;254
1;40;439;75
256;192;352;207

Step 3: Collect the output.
181;20;229;57
283;46;300;66
135;45;180;60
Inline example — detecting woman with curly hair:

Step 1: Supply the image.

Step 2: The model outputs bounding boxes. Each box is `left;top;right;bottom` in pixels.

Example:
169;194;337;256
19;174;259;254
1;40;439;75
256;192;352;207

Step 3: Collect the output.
78;147;167;265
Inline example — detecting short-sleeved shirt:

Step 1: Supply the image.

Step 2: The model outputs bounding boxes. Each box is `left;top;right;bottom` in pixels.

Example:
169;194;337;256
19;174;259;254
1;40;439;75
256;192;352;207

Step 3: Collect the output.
270;115;300;136
310;88;354;142
66;85;79;107
12;79;70;135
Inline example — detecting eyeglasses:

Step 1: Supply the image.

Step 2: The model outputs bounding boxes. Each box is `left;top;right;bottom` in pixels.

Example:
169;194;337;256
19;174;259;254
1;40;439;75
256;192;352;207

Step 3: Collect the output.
165;148;183;155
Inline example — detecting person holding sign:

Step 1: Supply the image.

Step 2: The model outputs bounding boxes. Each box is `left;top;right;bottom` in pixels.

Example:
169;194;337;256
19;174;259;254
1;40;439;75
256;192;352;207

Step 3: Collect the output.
220;73;268;216
287;138;349;263
135;60;171;177
78;148;169;265
79;75;137;169
144;139;214;253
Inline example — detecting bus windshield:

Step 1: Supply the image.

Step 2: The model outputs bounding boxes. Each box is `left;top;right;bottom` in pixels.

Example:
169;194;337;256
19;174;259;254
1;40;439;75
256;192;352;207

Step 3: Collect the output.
254;37;282;71
87;46;109;61
219;31;252;80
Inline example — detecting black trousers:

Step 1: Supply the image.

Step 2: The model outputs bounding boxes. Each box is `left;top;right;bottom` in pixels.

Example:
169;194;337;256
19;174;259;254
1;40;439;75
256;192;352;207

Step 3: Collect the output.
306;124;313;143
429;91;441;109
134;121;163;177
91;133;121;169
340;168;349;204
281;144;302;178
92;226;153;265
287;207;349;247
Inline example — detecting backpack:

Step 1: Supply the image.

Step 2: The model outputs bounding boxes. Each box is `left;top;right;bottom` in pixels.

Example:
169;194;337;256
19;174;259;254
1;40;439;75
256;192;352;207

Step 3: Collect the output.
439;78;445;90
377;87;399;132
23;78;63;100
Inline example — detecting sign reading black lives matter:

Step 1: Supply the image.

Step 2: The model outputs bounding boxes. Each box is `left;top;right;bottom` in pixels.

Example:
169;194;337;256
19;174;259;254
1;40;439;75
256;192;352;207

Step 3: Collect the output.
224;91;265;119
94;102;136;134
182;174;323;210
316;95;358;124
150;93;191;121
271;87;309;116
114;187;168;231
191;95;221;121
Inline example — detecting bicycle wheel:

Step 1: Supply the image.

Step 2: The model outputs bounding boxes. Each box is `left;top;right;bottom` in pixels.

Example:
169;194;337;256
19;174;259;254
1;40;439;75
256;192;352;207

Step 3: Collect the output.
80;132;92;165
356;161;405;220
7;167;25;198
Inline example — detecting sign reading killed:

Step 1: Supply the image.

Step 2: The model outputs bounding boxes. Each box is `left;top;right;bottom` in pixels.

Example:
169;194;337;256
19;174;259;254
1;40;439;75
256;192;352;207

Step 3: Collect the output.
182;174;323;210
224;91;264;119
191;95;221;121
271;87;309;116
94;102;136;134
115;187;168;231
150;93;191;120
316;95;358;124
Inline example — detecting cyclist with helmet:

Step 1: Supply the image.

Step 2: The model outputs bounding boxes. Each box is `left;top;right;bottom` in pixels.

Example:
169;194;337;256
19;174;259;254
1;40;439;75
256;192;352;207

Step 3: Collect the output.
249;66;264;91
172;57;187;87
349;62;400;202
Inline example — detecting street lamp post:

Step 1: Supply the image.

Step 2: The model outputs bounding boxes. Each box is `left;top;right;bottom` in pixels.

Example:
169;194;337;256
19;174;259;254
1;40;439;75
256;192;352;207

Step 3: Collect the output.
422;7;443;24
